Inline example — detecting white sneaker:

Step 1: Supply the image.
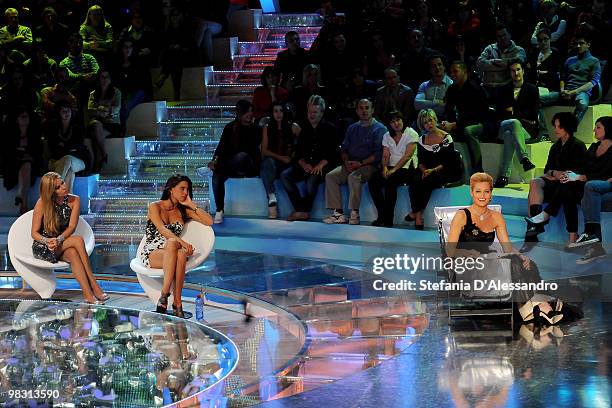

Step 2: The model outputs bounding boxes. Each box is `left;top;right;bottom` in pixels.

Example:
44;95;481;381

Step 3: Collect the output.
323;211;347;224
349;210;360;225
214;211;224;224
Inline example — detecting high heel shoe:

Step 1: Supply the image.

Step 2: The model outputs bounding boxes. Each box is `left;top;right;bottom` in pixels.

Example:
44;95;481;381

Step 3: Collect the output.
404;213;416;222
95;293;110;302
173;304;185;318
156;292;169;314
84;298;105;305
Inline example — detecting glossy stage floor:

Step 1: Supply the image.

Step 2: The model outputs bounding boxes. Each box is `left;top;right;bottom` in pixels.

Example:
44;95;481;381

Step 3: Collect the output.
0;235;611;407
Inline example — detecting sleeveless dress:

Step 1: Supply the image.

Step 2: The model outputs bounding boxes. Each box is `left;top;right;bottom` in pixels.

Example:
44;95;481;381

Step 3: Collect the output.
32;195;72;263
139;219;184;267
457;208;496;252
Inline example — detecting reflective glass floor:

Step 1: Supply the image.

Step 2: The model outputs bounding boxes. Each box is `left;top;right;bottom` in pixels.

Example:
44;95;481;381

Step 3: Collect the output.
0;244;611;407
0;300;237;407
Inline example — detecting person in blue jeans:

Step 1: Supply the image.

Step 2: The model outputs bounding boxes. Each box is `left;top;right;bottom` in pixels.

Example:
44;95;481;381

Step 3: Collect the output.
260;101;300;219
567;116;612;264
539;33;601;130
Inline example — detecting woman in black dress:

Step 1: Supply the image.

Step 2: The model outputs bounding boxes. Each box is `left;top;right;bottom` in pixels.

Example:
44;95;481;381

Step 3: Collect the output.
31;172;107;304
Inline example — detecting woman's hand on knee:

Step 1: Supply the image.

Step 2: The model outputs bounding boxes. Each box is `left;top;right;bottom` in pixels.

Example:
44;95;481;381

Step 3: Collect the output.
179;239;194;256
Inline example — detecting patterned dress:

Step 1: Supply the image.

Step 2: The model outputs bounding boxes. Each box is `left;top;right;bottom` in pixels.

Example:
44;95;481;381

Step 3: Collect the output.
139;219;184;267
32;195;72;263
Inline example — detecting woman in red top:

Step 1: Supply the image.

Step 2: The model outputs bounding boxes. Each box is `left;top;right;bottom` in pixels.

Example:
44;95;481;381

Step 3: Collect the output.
252;67;288;123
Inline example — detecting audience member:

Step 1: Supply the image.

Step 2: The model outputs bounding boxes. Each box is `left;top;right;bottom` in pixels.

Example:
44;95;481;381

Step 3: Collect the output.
116;11;156;68
40;66;77;121
446;2;481;56
476;23;527;102
414;54;453;119
0;66;40;116
575;0;610;60
493;60;538;188
399;28;438;92
539;33;601;128
208;100;262;224
113;39;152;130
260;102;300;218
79;5;114;64
320;32;360;99
442;60;489;174
0;8;32;55
2;108;42;214
24;41;57;89
338;68;378;124
374;67;414;123
522;112;587;248
408;0;445;51
446;35;476;73
156;8;196;101
252;66;288;123
274;31;309;92
368;111;419;228
323;99;386;225
44;102;90;193
529;28;561;92
282;95;338;221
530;1;567;51
87;69;122;172
34;7;69;63
289;63;326;126
568;116;612;264
409;109;458;229
59;33;99;102
363;30;395;82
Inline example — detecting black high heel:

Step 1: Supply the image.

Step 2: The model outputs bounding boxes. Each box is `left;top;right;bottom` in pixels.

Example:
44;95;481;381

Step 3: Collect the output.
156;292;169;314
173;304;185;318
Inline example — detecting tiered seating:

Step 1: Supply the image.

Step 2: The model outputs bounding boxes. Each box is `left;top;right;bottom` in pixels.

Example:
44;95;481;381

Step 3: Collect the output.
86;13;323;244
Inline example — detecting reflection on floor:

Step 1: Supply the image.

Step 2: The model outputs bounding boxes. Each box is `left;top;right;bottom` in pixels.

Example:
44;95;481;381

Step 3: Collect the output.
0;244;611;407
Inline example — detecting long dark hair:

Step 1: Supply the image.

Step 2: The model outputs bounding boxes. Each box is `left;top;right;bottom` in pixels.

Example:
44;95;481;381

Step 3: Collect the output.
596;116;612;140
93;68;117;101
160;174;193;220
268;101;294;152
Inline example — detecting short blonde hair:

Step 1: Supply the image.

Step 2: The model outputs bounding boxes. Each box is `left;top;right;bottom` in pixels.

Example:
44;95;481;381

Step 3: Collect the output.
417;109;437;133
470;172;493;190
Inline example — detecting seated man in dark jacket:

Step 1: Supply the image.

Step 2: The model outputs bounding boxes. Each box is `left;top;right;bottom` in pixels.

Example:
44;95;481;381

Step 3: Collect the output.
207;100;262;224
494;60;538;188
522;112;587;249
281;95;339;221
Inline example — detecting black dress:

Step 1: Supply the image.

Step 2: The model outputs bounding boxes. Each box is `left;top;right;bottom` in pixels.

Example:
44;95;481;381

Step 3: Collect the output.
32;195;72;263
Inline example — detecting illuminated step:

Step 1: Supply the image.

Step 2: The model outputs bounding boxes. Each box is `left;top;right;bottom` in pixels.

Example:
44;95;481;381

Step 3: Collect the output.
255;27;320;40
97;177;209;196
165;105;235;120
90;195;210;213
261;13;324;28
210;69;263;85
127;157;212;179
232;53;277;71
205;94;253;106
157;121;229;141
132;140;218;156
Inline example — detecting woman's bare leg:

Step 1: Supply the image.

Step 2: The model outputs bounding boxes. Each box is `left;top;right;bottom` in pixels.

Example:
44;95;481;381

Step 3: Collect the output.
148;238;181;296
61;247;95;302
528;178;545;208
173;250;188;307
62;235;104;297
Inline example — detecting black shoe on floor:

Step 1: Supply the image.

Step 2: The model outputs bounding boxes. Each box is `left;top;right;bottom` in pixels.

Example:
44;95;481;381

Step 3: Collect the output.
371;218;384;227
521;157;536;171
494;176;509;188
525;223;545;237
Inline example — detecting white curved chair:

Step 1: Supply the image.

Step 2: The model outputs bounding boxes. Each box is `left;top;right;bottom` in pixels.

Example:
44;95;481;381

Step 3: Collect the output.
8;210;95;299
129;221;215;305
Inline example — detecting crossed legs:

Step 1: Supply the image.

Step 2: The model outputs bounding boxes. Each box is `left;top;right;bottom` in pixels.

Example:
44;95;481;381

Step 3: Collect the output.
60;235;105;303
148;238;188;311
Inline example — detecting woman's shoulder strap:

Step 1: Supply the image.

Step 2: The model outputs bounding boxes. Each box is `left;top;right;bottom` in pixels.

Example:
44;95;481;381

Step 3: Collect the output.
461;208;473;225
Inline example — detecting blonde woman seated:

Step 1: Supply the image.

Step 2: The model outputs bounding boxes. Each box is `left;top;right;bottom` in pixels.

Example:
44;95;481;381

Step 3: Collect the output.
141;174;213;318
31;172;107;304
446;172;568;326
